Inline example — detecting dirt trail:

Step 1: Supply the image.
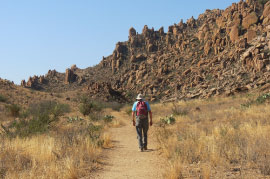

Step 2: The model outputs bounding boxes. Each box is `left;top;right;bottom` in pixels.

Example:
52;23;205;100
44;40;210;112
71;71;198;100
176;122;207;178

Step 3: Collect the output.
91;115;165;179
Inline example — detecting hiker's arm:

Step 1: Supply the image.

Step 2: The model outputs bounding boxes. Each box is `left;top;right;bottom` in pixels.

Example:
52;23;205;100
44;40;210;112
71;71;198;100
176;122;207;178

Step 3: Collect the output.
149;111;153;126
132;111;135;126
132;111;135;120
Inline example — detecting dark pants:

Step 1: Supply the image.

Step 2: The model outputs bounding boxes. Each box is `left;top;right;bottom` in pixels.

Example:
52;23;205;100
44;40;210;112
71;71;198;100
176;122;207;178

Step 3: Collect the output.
135;117;149;149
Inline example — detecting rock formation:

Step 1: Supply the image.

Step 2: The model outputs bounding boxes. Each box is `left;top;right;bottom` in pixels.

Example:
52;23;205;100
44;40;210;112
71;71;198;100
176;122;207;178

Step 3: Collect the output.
21;0;270;102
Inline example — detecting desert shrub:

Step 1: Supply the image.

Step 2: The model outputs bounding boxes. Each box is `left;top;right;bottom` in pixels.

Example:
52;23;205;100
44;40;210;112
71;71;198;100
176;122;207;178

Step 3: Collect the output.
0;94;7;102
241;93;270;108
259;156;270;175
89;110;104;121
160;115;176;125
171;103;188;116
87;123;103;146
67;116;84;123
103;101;124;111
5;104;21;117
256;93;270;104
29;101;70;120
79;97;103;116
8;117;49;137
4;101;70;138
103;115;114;123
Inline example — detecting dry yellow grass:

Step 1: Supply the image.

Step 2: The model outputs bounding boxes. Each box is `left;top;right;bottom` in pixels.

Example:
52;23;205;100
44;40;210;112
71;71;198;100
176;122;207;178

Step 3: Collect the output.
0;90;121;178
0;126;102;179
153;94;270;178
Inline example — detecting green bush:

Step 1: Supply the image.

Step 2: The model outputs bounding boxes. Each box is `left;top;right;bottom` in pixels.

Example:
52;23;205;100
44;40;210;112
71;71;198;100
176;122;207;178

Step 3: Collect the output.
29;101;70;120
256;93;270;104
5;104;21;117
4;101;70;138
241;93;270;108
0;94;7;102
259;0;270;5
79;96;103;117
103;115;114;123
160;115;176;125
67;116;84;123
79;97;104;121
87;123;103;146
8;116;49;137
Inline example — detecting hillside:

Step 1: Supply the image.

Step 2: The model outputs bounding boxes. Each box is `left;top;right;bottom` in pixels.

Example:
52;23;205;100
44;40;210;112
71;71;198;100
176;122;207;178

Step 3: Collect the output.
21;0;270;102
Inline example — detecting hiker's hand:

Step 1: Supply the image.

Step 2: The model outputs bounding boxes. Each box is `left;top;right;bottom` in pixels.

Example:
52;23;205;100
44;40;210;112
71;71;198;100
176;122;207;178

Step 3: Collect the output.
150;120;153;126
132;120;135;126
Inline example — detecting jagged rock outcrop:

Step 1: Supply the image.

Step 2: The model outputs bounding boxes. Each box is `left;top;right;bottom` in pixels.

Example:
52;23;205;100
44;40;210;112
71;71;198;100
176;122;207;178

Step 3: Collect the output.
21;0;270;102
65;68;77;84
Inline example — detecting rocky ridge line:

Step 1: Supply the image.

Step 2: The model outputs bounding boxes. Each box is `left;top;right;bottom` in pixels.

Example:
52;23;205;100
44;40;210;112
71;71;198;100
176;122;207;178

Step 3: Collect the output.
21;0;270;102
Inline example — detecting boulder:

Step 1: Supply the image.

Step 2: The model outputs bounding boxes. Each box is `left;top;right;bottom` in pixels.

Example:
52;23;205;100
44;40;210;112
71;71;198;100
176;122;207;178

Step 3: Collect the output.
186;16;196;27
130;55;136;62
159;27;164;35
239;38;247;48
70;64;77;71
173;26;179;36
21;80;26;87
115;43;127;54
263;1;270;18
246;29;257;42
232;12;241;27
129;27;136;37
216;17;226;28
242;12;258;29
65;69;77;84
142;25;149;36
204;41;212;55
263;16;270;25
39;76;45;84
147;44;156;52
230;25;240;42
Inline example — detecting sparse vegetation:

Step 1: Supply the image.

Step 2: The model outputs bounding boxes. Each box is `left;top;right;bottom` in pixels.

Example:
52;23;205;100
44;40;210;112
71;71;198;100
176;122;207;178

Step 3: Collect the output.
5;104;21;117
154;94;270;178
258;0;270;5
0;95;115;178
3;101;70;138
160;114;176;125
0;121;104;178
171;103;188;116
79;96;103;116
67;116;84;123
0;94;7;102
241;93;270;108
103;115;114;123
105;102;124;111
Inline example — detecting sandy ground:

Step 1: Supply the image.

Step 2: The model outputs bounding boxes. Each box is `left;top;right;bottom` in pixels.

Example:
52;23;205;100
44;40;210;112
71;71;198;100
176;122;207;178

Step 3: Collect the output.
89;121;165;179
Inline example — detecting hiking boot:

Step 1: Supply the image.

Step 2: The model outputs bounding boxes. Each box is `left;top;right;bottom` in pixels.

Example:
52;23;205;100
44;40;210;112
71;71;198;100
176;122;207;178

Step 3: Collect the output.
144;146;147;150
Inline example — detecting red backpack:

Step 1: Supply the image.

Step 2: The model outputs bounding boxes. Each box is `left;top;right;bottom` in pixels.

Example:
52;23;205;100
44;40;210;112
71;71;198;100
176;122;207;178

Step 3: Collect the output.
136;101;148;118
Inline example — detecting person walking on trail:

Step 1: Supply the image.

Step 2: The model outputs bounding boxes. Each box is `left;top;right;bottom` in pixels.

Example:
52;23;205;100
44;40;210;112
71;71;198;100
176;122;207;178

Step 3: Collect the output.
132;94;153;152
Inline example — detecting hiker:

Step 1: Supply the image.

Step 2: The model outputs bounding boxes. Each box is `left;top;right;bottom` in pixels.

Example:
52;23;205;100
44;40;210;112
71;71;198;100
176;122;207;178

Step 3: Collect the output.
132;94;153;152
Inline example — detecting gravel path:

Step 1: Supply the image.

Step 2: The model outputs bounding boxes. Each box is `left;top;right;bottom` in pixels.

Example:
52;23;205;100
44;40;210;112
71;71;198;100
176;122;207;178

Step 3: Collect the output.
91;121;165;179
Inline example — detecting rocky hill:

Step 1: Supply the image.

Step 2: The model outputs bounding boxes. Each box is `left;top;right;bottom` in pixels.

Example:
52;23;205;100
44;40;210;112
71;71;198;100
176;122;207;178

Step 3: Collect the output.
21;0;270;102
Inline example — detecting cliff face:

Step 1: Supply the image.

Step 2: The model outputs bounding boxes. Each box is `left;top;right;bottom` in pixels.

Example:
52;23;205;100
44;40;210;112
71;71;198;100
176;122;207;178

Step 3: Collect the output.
22;0;270;102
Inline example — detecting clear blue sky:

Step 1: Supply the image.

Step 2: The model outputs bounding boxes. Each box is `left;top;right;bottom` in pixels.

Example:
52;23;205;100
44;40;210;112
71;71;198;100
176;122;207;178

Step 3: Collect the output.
0;0;239;84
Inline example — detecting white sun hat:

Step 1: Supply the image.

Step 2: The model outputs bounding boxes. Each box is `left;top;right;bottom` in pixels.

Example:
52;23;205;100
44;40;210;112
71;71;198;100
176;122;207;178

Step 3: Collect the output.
136;94;144;100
